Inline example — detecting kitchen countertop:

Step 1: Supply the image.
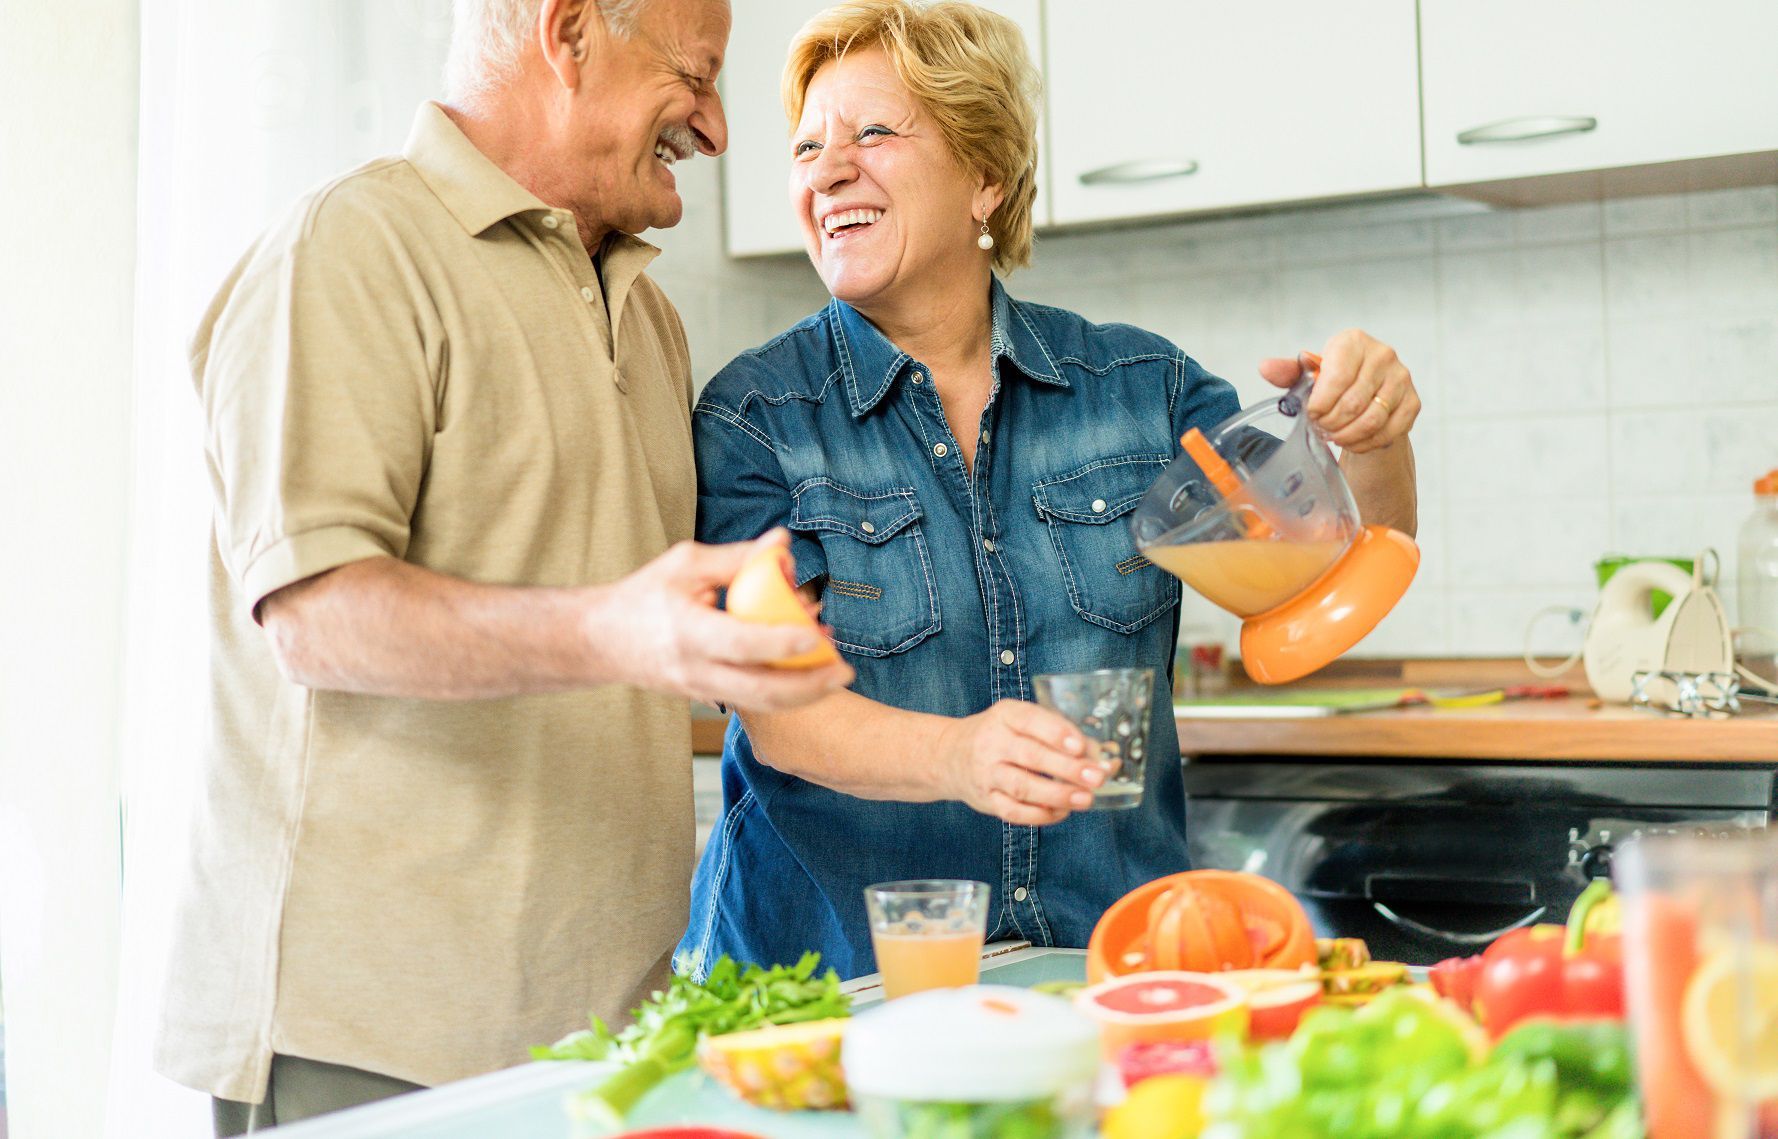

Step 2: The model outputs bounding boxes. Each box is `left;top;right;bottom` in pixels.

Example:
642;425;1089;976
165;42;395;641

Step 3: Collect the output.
257;948;1087;1139
1176;659;1778;763
692;661;1778;762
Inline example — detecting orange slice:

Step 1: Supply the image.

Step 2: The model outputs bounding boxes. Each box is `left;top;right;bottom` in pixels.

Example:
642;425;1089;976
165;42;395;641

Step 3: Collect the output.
725;544;840;669
1681;941;1778;1100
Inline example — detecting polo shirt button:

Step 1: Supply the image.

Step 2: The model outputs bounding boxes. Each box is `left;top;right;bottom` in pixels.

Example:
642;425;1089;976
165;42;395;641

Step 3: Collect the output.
999;650;1015;666
933;442;948;458
580;286;596;302
1013;886;1029;902
861;521;876;534
541;214;560;229
1091;498;1107;512
982;538;995;553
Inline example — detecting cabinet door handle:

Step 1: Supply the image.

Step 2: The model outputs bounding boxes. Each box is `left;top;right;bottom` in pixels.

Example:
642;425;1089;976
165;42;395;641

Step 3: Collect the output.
1078;158;1200;186
1456;115;1598;145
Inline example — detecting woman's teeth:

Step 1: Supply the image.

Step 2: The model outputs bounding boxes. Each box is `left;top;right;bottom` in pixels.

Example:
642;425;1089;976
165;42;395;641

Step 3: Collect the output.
823;208;883;234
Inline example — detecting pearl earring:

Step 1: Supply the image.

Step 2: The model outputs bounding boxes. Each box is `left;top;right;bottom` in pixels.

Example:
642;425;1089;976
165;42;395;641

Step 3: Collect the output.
976;219;994;251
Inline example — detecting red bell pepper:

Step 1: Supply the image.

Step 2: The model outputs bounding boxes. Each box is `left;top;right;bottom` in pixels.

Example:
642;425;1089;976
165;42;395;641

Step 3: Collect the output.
1473;879;1625;1039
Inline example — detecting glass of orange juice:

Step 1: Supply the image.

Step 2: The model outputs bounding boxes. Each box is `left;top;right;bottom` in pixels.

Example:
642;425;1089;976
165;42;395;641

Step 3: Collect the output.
865;880;990;1001
1616;830;1778;1139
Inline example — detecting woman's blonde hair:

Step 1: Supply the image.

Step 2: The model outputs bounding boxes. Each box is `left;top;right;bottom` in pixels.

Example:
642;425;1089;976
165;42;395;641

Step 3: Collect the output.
784;1;1041;272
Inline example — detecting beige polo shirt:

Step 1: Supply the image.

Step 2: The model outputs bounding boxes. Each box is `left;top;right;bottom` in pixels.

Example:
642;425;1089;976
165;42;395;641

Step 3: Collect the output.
157;103;697;1103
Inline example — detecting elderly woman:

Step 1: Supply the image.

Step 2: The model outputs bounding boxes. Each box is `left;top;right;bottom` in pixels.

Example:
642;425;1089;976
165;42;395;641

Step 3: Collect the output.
680;0;1419;979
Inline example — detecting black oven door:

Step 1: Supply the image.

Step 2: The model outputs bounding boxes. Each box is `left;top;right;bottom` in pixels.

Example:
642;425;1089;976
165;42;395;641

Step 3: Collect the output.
1182;761;1772;964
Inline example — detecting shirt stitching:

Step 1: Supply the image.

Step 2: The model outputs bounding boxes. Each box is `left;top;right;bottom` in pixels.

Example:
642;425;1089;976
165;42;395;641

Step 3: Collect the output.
693;402;776;452
1048;350;1177;376
687;785;756;984
1009;297;1065;381
1028;826;1053;944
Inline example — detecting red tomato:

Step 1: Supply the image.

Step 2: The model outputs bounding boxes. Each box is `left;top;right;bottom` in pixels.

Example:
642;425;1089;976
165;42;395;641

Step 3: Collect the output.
1429;954;1485;1013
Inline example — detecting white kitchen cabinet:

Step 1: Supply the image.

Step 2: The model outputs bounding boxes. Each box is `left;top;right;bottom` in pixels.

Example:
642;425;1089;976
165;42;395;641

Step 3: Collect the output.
720;0;1047;257
1042;1;1422;227
1421;0;1778;190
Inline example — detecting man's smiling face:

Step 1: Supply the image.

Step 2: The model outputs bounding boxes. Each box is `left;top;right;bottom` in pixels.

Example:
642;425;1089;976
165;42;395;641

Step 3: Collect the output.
569;0;730;234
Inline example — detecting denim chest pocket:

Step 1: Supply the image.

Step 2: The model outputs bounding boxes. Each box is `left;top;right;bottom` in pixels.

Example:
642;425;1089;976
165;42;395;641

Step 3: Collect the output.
1032;454;1180;634
790;480;942;657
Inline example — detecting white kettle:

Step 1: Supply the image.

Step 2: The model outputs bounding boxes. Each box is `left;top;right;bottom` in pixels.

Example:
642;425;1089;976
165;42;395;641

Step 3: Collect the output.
1583;558;1735;703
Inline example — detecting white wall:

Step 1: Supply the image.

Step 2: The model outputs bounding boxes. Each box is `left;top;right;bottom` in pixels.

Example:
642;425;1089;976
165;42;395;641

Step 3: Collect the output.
647;161;1778;660
0;3;138;1137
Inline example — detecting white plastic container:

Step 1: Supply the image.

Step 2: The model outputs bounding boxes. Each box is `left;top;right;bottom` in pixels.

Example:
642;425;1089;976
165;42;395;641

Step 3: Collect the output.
842;986;1100;1139
1738;469;1778;688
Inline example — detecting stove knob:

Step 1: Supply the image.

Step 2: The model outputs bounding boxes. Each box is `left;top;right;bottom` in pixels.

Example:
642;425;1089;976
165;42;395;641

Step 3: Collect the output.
1578;843;1614;880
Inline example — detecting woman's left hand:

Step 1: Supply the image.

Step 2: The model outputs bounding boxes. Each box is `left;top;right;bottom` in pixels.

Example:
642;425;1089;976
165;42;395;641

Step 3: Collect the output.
1259;329;1420;454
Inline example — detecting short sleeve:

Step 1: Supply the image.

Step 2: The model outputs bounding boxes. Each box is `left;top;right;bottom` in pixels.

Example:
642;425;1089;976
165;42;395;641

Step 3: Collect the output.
692;378;826;589
193;189;441;620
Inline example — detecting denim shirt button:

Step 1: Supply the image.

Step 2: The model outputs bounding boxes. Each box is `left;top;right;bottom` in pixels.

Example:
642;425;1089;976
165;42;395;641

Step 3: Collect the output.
911;371;925;384
1013;886;1029;902
999;650;1015;666
1091;498;1107;513
933;442;949;458
981;429;990;444
982;538;995;553
861;521;876;534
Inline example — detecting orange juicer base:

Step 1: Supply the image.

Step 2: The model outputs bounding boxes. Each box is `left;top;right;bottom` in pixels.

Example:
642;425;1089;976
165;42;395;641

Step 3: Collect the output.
1239;525;1420;684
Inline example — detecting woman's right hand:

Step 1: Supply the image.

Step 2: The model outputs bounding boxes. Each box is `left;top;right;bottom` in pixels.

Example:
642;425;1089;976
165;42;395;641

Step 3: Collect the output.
935;700;1106;826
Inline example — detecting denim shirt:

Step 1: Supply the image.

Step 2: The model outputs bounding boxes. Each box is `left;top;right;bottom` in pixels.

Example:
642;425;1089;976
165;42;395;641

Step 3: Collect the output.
679;278;1240;980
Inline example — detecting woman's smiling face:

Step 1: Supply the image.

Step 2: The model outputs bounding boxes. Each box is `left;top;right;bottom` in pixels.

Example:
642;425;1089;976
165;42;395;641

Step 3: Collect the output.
790;48;992;309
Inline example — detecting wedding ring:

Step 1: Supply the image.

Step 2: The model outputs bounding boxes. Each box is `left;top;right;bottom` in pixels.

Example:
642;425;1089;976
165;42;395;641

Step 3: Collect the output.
1371;394;1395;415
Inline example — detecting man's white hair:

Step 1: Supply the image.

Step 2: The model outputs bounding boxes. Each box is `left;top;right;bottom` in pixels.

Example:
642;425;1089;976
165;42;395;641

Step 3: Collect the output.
447;0;652;101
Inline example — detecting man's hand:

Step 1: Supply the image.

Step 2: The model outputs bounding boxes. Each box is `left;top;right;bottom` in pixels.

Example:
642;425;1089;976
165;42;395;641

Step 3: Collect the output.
593;530;854;712
932;700;1103;827
1259;329;1421;453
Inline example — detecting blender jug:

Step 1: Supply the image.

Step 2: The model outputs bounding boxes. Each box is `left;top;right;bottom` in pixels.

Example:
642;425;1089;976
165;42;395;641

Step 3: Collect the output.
1130;356;1419;684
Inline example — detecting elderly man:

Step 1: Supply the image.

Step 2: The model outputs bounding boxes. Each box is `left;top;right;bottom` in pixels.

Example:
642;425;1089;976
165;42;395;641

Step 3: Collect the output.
158;0;849;1132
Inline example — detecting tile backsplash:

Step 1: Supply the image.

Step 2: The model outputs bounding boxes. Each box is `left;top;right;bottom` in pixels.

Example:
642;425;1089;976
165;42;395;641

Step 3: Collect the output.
648;162;1778;659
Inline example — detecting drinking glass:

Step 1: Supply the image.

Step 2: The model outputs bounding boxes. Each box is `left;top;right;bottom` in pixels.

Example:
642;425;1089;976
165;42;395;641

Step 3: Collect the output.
864;880;990;1000
1615;829;1778;1139
1032;667;1154;810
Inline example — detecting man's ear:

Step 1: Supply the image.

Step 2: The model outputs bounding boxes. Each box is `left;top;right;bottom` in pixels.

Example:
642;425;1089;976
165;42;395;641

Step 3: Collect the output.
539;0;597;90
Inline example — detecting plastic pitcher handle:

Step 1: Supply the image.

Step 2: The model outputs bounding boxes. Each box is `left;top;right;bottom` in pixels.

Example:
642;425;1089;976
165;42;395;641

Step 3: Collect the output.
1278;351;1320;418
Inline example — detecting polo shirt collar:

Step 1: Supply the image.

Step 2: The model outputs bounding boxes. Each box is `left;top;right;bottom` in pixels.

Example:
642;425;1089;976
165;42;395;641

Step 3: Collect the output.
404;103;549;237
835;277;1066;417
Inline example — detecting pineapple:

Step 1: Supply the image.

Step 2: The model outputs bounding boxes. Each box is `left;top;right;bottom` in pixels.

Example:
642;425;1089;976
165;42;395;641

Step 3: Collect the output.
696;1018;850;1111
1321;962;1410;1002
1315;937;1372;972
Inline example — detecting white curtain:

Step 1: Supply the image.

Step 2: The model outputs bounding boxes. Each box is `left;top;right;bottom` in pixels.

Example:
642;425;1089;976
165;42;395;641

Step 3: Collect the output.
111;4;453;1135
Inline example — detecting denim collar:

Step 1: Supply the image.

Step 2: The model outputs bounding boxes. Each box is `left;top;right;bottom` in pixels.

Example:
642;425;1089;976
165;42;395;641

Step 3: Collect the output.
832;277;1066;418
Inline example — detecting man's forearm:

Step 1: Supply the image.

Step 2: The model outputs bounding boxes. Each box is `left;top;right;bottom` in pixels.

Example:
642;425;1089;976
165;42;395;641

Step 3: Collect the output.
261;557;622;699
1341;438;1418;536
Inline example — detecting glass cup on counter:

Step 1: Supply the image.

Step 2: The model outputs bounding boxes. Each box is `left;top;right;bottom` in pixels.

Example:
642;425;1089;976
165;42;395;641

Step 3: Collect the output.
1616;829;1778;1139
1032;667;1154;810
864;880;990;1001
